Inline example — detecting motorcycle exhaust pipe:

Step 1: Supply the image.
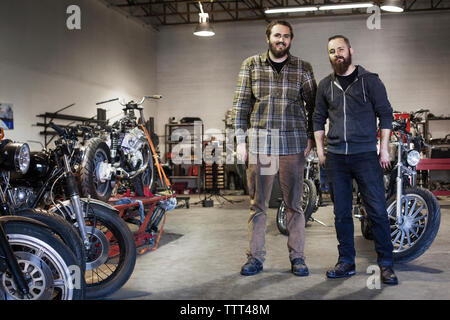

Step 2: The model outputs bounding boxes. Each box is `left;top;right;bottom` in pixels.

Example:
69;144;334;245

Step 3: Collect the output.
115;160;149;180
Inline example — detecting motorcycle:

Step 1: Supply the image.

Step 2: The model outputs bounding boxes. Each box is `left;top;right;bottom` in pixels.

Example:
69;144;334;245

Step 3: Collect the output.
5;123;137;299
78;96;161;202
0;130;85;300
356;109;441;263
276;148;322;235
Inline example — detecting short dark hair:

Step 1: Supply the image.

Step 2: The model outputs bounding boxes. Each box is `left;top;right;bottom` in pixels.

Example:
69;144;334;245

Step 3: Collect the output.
328;35;351;49
266;20;294;40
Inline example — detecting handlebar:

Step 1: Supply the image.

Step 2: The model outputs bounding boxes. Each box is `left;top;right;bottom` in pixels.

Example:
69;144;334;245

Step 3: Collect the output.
48;122;80;143
96;95;162;107
49;122;66;136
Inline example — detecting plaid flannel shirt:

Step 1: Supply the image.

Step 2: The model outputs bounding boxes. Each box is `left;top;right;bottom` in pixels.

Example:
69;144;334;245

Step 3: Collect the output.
232;51;317;155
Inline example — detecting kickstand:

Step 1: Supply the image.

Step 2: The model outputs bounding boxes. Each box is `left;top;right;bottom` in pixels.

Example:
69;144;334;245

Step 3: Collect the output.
310;217;328;227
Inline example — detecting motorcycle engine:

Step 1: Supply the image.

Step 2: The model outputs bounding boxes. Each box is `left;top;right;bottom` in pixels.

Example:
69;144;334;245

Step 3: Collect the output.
121;128;145;155
12;187;36;208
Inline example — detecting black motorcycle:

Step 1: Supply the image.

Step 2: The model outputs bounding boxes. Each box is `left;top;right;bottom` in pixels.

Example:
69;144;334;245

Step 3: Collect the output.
356;110;441;263
78;96;160;202
0;132;84;300
5;123;136;299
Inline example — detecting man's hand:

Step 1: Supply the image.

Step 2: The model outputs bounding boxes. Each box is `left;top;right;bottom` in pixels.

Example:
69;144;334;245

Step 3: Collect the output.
317;149;326;167
379;129;391;170
314;130;326;167
236;142;248;163
379;147;390;169
304;139;313;158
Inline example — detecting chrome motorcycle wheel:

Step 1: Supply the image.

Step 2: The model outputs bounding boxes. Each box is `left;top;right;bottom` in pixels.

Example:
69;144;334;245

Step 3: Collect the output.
388;193;428;252
0;222;84;300
387;187;441;263
276;179;316;235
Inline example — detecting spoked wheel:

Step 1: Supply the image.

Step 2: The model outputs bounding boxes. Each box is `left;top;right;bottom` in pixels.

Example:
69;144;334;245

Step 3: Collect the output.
276;179;317;235
276;200;288;235
1;221;84;300
303;179;317;223
80;138;113;202
387;187;441;263
83;206;136;299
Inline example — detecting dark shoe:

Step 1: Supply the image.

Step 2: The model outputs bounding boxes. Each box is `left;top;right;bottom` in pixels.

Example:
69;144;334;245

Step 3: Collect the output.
240;257;263;276
291;258;309;276
326;262;356;279
380;266;398;285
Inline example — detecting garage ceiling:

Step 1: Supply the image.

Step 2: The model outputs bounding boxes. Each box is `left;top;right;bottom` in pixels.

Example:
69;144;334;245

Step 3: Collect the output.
101;0;449;29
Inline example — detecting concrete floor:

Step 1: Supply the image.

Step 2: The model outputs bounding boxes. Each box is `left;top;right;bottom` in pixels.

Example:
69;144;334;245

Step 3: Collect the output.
107;192;450;300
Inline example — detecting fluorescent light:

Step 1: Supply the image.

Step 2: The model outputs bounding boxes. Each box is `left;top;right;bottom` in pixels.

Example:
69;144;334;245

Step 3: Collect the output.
265;7;319;14
319;2;374;10
380;5;404;12
380;0;404;12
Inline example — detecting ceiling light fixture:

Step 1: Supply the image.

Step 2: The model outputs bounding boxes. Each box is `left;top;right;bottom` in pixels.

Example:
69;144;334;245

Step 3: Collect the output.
319;2;374;10
193;1;215;37
264;6;319;14
380;0;404;12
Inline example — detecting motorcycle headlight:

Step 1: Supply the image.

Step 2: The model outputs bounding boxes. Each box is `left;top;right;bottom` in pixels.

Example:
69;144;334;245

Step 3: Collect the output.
306;152;315;162
406;150;421;167
1;142;31;174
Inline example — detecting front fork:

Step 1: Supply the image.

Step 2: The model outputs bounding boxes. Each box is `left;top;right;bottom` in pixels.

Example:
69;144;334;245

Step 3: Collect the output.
394;140;417;225
395;139;404;225
63;155;90;250
0;223;32;299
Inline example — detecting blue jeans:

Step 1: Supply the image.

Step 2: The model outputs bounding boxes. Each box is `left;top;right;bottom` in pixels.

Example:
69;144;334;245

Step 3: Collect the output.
325;151;393;267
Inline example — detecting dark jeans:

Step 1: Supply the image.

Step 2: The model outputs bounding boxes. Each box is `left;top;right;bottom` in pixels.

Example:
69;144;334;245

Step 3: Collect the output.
326;151;393;267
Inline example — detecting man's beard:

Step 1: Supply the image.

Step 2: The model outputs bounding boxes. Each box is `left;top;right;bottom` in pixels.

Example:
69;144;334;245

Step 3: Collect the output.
269;40;290;59
330;53;352;75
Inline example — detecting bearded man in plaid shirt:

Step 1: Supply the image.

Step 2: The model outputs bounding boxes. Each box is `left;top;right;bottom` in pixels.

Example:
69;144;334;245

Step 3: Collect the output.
232;20;317;276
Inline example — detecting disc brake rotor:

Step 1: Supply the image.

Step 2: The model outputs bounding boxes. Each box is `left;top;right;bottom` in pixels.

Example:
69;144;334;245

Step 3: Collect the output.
85;226;110;270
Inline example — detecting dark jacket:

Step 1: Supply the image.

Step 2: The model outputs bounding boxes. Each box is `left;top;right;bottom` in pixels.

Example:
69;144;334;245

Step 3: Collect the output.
313;65;393;155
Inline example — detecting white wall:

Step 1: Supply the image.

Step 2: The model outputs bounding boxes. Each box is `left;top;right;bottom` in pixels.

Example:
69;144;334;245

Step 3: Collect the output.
1;3;448;152
0;0;157;149
155;11;450;142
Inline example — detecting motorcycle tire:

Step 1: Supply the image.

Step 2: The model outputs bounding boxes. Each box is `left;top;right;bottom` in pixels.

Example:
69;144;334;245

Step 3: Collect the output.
1;220;85;300
133;153;155;196
79;138;113;202
276;179;318;235
14;208;87;274
387;187;441;264
83;205;136;299
303;179;317;223
276;200;288;235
